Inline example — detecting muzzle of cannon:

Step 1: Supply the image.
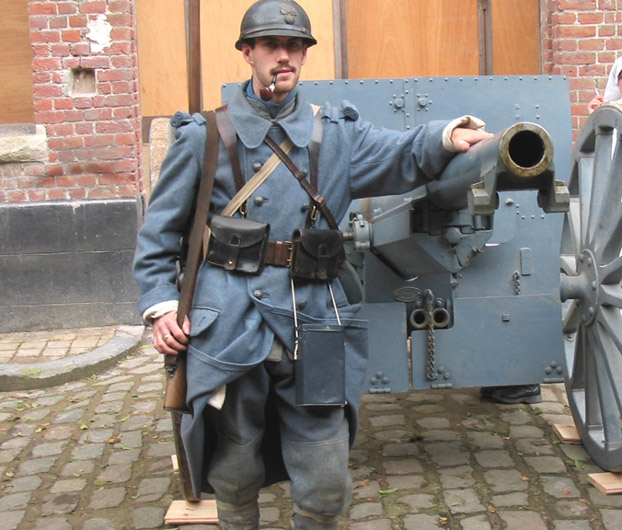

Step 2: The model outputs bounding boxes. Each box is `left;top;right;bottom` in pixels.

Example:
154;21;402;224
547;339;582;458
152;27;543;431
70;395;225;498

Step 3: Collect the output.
426;121;568;215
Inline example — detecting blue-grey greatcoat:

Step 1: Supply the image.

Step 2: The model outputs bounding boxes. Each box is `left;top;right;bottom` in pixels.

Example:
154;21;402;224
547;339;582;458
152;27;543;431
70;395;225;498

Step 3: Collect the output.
134;82;456;496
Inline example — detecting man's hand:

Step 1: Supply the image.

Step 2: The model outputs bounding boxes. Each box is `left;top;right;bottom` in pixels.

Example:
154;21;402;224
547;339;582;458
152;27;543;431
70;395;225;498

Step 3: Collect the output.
152;311;190;355
588;95;604;114
451;127;493;152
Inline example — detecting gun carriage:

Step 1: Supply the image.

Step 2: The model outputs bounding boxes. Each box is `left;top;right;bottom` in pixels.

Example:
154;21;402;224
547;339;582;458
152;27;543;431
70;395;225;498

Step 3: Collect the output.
228;75;622;472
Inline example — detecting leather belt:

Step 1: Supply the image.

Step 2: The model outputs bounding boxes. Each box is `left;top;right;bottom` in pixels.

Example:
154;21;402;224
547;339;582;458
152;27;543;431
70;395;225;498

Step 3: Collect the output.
265;240;293;267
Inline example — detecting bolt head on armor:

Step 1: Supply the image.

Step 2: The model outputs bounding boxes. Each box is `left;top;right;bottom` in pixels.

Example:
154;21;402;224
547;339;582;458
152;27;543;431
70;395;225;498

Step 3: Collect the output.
235;0;317;50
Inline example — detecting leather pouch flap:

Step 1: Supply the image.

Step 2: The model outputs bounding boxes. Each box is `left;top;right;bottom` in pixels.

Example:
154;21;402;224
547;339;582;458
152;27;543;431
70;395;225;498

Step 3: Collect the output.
292;228;343;259
210;215;270;248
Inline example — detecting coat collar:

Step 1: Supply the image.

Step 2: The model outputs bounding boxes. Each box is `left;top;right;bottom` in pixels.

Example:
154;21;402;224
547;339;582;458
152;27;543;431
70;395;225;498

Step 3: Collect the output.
227;83;315;149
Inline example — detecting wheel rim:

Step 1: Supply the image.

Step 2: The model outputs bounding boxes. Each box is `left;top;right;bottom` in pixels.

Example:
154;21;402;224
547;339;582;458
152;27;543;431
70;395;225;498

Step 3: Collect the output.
561;104;622;471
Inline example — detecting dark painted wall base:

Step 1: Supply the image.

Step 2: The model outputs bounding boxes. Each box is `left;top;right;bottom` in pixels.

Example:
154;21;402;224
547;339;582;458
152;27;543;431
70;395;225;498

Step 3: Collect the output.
1;198;144;332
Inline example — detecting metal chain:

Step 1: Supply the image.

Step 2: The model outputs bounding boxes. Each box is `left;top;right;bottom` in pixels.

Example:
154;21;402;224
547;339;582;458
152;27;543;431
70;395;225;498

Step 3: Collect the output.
424;289;437;381
512;271;521;296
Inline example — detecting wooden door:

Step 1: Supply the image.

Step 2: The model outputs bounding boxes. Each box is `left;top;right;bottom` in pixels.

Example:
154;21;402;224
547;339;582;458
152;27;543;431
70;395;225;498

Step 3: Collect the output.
136;0;541;118
1;0;34;124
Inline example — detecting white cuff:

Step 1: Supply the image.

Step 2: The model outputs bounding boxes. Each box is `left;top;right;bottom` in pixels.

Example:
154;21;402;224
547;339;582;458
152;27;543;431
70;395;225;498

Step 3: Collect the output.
442;115;487;152
142;300;179;323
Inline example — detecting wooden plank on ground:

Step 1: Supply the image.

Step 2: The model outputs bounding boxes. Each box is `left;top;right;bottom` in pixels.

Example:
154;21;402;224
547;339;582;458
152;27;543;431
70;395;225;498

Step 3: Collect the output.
588;473;622;495
164;500;218;525
553;424;581;444
171;454;179;473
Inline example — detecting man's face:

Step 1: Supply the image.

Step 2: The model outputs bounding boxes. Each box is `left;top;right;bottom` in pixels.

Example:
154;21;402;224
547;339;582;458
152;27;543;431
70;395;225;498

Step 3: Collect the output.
242;36;308;103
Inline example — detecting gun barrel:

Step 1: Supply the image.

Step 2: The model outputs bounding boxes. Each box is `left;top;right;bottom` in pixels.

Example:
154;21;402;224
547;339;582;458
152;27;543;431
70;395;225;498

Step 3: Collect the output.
426;122;555;212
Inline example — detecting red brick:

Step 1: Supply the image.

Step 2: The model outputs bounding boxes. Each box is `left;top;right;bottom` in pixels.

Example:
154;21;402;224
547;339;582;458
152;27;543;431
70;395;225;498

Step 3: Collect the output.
57;150;77;162
48;188;69;200
579;12;604;24
52;123;75;136
117;159;137;172
112;81;135;94
579;38;606;50
113;107;137;120
118;184;140;196
96;121;133;133
56;175;77;187
79;2;108;14
558;39;578;52
110;28;133;41
599;25;616;37
32;58;62;71
83;108;114;121
75;123;94;135
98;83;112;95
77;174;97;186
107;13;132;27
559;51;598;64
559;25;597;38
62;29;83;42
558;0;596;8
79;56;111;68
7;190;28;202
107;42;132;55
74;98;94;110
61;57;81;69
50;43;71;56
44;164;62;178
34;99;53;112
98;69;133;81
58;136;85;149
29;17;49;30
605;38;622;49
98;173;136;185
76;149;96;161
115;133;137;145
109;1;132;14
31;30;62;43
28;3;59;15
69;188;87;199
49;16;68;29
35;111;66;124
86;161;116;173
23;164;46;177
63;110;87;122
69;43;91;56
87;187;115;198
66;162;85;174
58;3;78;15
54;98;74;111
69;15;88;28
84;134;115;147
28;189;47;201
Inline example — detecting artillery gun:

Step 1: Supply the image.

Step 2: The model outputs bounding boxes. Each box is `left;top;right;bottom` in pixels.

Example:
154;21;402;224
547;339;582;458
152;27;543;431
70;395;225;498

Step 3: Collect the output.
223;75;622;473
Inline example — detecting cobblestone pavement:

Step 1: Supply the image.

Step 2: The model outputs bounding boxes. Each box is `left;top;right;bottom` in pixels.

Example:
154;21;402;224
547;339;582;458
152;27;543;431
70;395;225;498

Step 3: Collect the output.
1;341;622;530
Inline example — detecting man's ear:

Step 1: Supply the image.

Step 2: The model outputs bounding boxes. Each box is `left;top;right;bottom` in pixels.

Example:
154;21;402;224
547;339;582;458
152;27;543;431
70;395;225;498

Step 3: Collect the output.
241;43;254;65
301;46;308;66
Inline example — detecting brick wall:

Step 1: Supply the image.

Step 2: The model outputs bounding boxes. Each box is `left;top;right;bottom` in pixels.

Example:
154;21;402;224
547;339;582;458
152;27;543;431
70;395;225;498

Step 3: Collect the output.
544;0;622;135
2;0;142;203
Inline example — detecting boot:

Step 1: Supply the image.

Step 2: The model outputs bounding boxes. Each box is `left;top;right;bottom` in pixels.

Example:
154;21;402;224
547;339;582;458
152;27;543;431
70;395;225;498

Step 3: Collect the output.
217;499;259;530
486;384;542;404
291;512;338;530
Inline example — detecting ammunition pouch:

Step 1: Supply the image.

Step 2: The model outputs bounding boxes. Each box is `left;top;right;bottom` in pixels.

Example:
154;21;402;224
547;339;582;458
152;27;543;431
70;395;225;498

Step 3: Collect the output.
206;215;270;275
290;228;346;280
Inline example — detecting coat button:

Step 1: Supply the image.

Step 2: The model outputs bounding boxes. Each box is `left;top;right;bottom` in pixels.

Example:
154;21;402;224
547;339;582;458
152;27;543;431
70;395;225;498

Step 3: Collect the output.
253;289;263;299
297;301;307;309
252;162;263;172
254;196;266;206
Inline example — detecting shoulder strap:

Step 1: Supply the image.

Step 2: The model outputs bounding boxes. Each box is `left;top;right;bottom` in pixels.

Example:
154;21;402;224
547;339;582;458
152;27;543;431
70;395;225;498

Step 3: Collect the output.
214;105;244;191
176;110;219;327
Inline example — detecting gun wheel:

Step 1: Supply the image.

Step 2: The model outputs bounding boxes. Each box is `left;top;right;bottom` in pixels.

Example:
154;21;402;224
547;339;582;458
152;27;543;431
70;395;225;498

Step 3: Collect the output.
560;104;622;472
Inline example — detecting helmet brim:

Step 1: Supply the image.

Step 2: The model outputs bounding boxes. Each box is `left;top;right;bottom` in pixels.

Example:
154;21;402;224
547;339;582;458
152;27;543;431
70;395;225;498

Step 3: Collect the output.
235;29;317;50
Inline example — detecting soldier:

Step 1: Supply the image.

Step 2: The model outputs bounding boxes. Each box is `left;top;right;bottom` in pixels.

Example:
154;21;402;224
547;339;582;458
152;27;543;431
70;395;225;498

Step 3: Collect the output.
133;1;491;528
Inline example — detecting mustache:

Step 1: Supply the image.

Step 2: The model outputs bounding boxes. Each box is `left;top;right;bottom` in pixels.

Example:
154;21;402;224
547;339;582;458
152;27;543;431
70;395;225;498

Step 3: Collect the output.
270;67;296;76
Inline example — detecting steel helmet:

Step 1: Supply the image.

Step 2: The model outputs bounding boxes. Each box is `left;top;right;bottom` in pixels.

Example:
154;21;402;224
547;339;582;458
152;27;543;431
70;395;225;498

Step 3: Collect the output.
235;0;317;50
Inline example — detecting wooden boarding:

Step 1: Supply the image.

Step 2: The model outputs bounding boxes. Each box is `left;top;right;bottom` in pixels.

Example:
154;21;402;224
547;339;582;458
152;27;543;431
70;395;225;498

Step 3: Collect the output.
172;454;179;473
164;500;219;525
588;473;622;495
553;424;581;444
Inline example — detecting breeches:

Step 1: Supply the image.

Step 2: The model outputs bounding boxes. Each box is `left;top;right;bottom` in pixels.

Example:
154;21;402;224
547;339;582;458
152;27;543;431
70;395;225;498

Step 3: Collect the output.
206;352;352;519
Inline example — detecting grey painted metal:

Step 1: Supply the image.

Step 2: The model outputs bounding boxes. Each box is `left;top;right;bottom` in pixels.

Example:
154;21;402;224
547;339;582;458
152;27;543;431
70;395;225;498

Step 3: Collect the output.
222;75;572;395
560;103;622;472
